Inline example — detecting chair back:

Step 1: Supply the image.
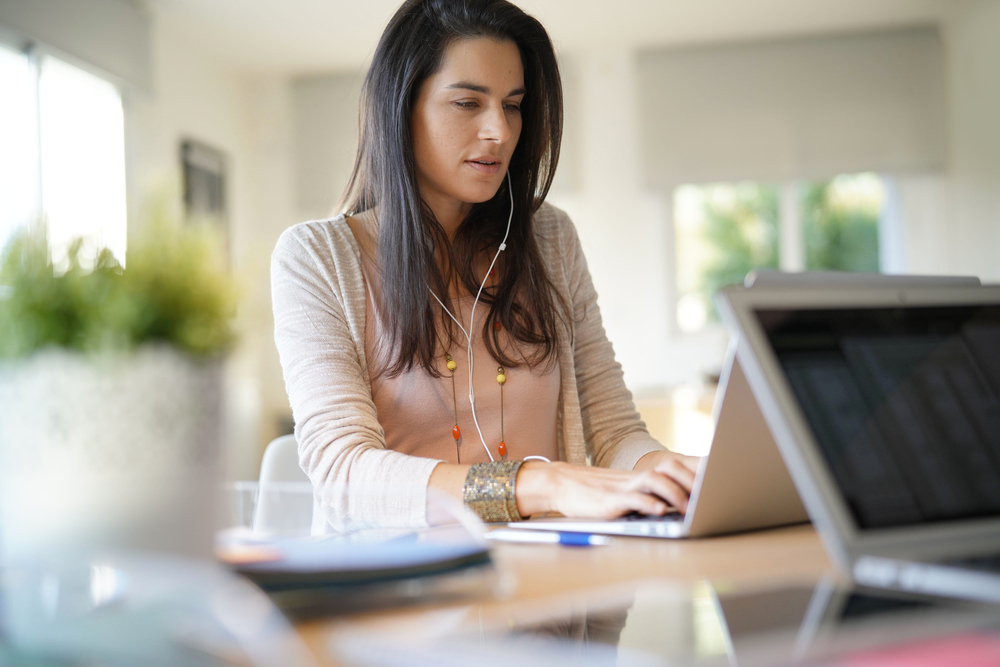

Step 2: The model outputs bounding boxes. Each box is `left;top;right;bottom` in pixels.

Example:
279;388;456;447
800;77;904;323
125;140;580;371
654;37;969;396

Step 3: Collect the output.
253;434;313;535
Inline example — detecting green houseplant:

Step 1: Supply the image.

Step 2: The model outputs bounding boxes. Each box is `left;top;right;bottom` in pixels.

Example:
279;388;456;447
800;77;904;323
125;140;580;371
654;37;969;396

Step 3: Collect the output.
0;223;234;360
0;219;236;578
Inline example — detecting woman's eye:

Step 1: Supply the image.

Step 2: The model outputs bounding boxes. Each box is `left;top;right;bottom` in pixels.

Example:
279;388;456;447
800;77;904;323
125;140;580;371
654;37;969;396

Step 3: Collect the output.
455;101;478;109
504;103;521;113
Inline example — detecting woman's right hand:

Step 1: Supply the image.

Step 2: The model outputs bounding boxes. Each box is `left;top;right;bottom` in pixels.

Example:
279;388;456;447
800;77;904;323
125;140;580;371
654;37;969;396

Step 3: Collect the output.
514;461;690;520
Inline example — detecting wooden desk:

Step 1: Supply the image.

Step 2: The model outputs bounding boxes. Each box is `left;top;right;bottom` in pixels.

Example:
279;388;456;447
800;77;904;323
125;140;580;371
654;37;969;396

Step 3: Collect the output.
297;524;836;666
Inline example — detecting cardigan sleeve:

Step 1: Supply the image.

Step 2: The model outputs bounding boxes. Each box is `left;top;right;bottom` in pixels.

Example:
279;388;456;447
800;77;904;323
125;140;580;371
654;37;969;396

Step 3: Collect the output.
551;207;667;470
271;222;441;531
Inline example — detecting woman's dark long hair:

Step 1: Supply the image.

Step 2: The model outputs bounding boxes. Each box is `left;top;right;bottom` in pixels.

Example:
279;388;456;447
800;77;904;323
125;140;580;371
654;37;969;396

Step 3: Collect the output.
342;0;567;379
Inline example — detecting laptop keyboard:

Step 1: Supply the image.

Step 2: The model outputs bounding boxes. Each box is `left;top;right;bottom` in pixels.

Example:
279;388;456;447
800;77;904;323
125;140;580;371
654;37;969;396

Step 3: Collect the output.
619;511;684;523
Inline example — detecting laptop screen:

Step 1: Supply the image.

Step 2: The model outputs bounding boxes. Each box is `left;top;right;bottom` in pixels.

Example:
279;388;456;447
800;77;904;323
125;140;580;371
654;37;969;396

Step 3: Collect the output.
755;305;1000;531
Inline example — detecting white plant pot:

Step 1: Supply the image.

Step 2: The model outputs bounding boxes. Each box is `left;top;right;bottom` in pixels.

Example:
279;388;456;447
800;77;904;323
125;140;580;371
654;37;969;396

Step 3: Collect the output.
0;345;222;563
0;345;224;655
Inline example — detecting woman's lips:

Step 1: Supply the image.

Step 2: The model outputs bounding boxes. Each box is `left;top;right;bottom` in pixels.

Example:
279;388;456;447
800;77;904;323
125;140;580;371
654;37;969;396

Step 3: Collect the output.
465;158;502;175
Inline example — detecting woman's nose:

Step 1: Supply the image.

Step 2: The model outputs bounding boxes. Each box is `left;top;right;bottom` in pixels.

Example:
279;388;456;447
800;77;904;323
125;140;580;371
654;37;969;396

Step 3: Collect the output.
479;104;512;144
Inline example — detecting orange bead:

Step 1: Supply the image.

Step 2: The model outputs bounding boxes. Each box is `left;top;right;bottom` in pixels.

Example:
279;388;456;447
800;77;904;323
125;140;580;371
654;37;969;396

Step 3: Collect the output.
498;441;507;457
452;425;461;441
494;321;502;331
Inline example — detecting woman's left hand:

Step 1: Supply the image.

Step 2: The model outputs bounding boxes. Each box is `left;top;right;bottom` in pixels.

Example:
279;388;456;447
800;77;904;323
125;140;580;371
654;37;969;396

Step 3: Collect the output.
632;450;701;508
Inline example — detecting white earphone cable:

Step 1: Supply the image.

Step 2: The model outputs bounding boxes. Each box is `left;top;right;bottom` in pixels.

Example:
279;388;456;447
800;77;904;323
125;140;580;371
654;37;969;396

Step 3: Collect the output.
428;171;514;462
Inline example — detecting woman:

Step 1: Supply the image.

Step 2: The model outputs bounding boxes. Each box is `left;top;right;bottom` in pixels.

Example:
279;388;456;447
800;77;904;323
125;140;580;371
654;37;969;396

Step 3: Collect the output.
272;0;698;530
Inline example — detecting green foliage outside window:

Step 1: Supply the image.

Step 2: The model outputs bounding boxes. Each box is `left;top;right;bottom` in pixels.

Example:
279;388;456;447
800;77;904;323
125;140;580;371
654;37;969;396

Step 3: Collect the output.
698;183;780;319
675;175;882;333
802;178;881;272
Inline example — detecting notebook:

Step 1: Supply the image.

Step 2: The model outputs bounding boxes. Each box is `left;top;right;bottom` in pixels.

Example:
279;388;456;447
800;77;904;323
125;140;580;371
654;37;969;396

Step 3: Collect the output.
507;335;809;539
715;280;1000;604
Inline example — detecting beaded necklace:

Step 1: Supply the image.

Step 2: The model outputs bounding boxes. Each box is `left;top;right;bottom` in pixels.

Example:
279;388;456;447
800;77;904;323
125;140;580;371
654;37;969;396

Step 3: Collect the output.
431;276;508;464
444;352;507;464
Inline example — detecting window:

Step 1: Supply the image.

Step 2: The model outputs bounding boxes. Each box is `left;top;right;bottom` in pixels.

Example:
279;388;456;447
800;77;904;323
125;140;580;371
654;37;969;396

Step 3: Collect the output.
674;173;885;334
675;182;779;333
0;42;126;268
0;43;36;252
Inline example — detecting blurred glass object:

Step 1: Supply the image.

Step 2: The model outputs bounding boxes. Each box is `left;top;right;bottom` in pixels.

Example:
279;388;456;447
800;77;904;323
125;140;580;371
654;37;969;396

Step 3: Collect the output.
222;480;261;536
39;56;127;269
253;482;315;537
0;42;37;254
0;552;316;666
218;481;315;541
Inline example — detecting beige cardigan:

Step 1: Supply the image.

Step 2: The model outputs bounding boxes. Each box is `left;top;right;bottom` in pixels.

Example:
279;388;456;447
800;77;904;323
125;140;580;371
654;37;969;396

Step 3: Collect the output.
271;203;664;530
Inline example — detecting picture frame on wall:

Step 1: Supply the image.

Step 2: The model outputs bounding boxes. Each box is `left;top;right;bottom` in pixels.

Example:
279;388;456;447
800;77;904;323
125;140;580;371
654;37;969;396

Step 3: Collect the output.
181;139;229;262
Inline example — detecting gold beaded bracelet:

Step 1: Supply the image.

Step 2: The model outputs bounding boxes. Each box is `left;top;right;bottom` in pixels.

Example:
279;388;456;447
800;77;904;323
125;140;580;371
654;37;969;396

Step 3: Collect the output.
462;460;525;523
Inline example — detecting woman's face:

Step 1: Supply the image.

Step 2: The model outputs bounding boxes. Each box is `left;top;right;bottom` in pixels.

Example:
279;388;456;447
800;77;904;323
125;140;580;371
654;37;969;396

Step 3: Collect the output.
411;38;525;223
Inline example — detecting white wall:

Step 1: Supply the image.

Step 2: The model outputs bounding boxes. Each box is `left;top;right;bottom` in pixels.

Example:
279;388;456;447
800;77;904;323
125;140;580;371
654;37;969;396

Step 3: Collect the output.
940;0;1000;283
547;49;691;391
887;1;1000;281
292;72;363;220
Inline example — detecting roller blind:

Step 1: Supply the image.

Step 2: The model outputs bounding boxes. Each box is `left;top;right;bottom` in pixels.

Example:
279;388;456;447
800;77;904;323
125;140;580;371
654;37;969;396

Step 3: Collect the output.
638;27;946;186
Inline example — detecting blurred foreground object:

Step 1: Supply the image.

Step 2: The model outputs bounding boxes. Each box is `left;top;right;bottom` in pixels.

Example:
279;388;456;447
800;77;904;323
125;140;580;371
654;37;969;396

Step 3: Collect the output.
1;552;316;667
217;486;501;620
0;220;236;659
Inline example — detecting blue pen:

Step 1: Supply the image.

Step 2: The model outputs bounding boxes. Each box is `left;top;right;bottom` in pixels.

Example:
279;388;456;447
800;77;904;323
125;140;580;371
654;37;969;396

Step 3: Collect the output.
485;528;611;546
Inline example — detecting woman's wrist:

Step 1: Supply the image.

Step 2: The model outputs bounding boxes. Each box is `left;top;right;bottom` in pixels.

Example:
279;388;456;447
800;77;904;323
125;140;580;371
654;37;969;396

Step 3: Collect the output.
633;449;672;472
514;460;558;518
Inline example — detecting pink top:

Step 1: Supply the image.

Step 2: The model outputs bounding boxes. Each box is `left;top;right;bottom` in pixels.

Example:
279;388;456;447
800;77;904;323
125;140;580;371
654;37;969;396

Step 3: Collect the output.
361;262;561;465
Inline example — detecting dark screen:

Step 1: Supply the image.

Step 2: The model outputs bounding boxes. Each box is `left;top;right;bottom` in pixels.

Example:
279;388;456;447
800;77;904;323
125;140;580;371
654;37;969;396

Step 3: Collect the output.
756;305;1000;530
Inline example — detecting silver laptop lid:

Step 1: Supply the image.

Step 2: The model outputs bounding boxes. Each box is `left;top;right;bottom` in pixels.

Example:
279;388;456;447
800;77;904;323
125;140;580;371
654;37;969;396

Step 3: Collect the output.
684;338;808;537
715;283;1000;571
744;270;981;290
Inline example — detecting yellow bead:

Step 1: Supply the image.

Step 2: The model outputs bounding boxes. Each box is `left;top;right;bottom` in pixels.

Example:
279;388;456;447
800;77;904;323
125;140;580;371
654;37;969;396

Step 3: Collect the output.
447;360;457;371
496;373;506;385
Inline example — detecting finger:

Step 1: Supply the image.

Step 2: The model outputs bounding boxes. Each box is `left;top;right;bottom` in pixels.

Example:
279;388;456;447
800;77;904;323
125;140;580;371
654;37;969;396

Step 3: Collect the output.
632;471;690;513
677;455;701;475
656;457;697;492
612;491;669;518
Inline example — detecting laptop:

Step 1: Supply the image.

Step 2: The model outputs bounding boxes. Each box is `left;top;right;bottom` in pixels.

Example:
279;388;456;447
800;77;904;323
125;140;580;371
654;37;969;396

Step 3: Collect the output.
507;335;809;539
715;280;1000;604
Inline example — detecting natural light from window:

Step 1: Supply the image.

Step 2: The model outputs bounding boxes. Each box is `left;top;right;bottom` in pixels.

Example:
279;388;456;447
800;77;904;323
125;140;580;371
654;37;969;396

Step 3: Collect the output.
40;56;127;269
674;181;779;334
674;174;884;335
0;43;36;254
